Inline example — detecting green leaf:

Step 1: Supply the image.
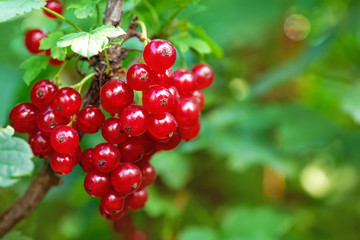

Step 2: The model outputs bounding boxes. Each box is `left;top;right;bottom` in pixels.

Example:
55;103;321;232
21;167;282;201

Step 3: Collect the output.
57;25;126;58
39;31;67;60
179;227;218;240
3;231;32;240
0;126;34;187
173;36;211;55
0;0;46;23
103;39;124;49
341;84;360;124
191;26;223;59
144;187;181;218
67;0;102;19
19;55;49;85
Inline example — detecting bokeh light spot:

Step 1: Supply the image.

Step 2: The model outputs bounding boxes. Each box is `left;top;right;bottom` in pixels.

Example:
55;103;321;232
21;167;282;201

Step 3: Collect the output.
284;14;311;41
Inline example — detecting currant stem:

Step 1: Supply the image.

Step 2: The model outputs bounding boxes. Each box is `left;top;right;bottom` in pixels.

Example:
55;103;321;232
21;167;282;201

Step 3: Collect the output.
42;7;83;32
53;61;68;86
135;91;143;105
104;49;110;75
72;72;95;93
134;20;150;46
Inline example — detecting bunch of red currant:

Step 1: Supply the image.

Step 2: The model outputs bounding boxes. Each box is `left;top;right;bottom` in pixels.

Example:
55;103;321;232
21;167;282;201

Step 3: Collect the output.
10;37;214;220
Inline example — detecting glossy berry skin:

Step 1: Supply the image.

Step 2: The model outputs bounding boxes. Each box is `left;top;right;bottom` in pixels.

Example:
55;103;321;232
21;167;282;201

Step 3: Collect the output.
101;118;127;144
126;64;153;91
53;87;82;117
93;143;121;173
80;148;96;173
142;85;173;114
84;171;111;197
50;152;74;175
37;107;71;136
126;189;148;211
30;79;58;109
118;137;146;163
147;112;178;140
191;90;205;110
137;161;156;190
156;128;182;151
119;104;148;136
143;39;177;71
111;162;142;196
99;206;127;221
168;86;180;112
70;145;82;165
76;105;105;134
100;79;134;114
173;69;197;96
180;122;200;141
29;131;53;158
191;63;214;89
24;29;46;54
151;69;174;88
175;98;200;127
43;0;63;19
50;125;79;154
137;133;156;158
9;103;38;134
49;58;63;66
100;190;125;215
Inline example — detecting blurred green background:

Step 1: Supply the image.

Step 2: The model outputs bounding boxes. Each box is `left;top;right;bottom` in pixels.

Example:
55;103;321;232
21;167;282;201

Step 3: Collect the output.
2;0;360;239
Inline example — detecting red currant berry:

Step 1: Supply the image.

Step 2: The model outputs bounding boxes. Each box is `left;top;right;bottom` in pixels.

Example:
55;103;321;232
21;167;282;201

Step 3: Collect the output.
137;133;156;157
147;112;178;140
9;103;38;134
156;128;181;151
112;212;133;233
24;29;46;54
180;122;200;141
143;39;176;71
70;145;82;165
173;69;197;96
76;105;105;134
100;79;134;114
119;104;148;136
84;171;111;197
174;98;200;127
49;58;63;66
101;118;127;144
192;63;214;89
80;148;95;173
30;79;58;109
53;87;82;117
151;69;174;88
93;143;121;173
29;131;53;158
111;162;142;196
168;86;180;112
50;152;74;175
118;137;146;163
126;189;148;211
191;90;205;110
126;64;153;91
43;0;63;19
100;205;128;221
50;125;79;154
100;190;125;215
37;107;71;136
142;85;173;114
137;161;156;189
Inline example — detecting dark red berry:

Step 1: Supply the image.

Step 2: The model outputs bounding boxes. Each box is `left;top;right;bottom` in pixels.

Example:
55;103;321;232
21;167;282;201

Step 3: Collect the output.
100;79;134;114
137;161;156;189
119;104;148;136
137;133;156;158
24;29;46;54
100;205;128;221
43;0;63;19
9;103;38;133
80;148;95;173
84;171;111;197
142;85;173;114
28;131;53;158
76;105;105;134
50;152;74;175
70;145;82;165
49;58;63;66
143;39;176;71
37;107;71;136
126;189;148;211
147;112;178;140
168;86;180;112
126;64;153;91
156;128;181;151
112;212;133;233
151;69;174;88
180;122;200;141
100;190;125;215
53;87;82;117
111;162;142;195
93;143;121;173
118;137;146;163
191;90;205;110
174;98;200;127
30;79;58;109
192;63;214;89
50;125;79;154
101;117;127;144
173;69;197;96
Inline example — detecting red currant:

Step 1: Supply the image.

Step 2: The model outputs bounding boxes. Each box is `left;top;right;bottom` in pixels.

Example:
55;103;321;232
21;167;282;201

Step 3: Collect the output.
100;190;125;215
76;105;105;134
28;131;53;158
173;69;197;96
80;148;96;173
9;103;38;133
100;79;134;114
180;122;200;141
192;63;214;89
118;137;146;163
168;86;180;112
136;161;156;190
174;98;200;127
84;171;111;197
93;143;121;173
53;87;82;117
30;79;58;109
137;133;156;158
147;112;178;140
151;69;174;88
50;125;79;154
70;145;82;165
99;205;128;221
43;0;63;19
143;39;176;71
50;152;74;175
24;29;46;54
111;162;142;196
191;90;205;110
142;85;173;114
101;117;127;144
126;64;153;91
37;107;71;136
125;189;148;211
156;128;182;151
119;104;148;136
49;58;63;66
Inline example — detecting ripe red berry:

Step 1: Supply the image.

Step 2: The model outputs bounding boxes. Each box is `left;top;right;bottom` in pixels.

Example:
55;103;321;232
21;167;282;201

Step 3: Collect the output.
118;137;146;163
93;143;121;173
137;133;156;158
53;87;82;117
151;69;174;88
147;112;178;140
156;128;182;151
37;107;71;136
173;69;197;96
76;105;105;134
100;190;125;215
28;131;53;158
191;90;205;110
111;162;142;196
24;29;46;54
49;58;63;66
174;98;200;127
43;0;63;19
50;125;79;154
30;79;58;109
126;189;148;211
142;85;173;114
143;39;176;71
180;122;200;141
119;104;148;136
101;118;127;144
70;145;82;165
80;148;96;173
168;86;180;112
50;152;74;175
9;103;38;133
100;79;134;114
100;205;128;221
192;63;214;89
126;64;153;91
84;171;111;197
136;161;156;190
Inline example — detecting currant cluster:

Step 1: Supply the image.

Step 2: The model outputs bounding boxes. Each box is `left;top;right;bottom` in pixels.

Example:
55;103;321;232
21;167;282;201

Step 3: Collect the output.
24;0;64;66
9;39;214;222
